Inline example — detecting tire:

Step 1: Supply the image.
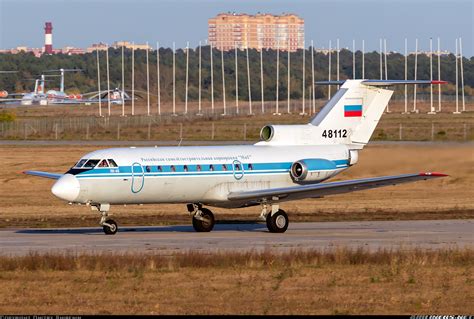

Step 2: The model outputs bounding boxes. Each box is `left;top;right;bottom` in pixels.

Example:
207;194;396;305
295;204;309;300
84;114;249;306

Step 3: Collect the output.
266;209;289;233
103;219;118;235
192;208;215;232
266;212;274;232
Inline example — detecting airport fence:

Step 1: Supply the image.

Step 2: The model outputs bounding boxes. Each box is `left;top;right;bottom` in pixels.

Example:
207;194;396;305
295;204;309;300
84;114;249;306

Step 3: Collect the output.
0;114;472;142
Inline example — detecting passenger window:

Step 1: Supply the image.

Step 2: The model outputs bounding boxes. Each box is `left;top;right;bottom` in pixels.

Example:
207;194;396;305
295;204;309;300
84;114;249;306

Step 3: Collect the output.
197;165;201;171
171;165;176;172
145;165;151;172
209;164;214;171
235;164;241;170
222;164;227;171
108;159;118;167
247;163;253;170
183;165;188;172
98;159;109;168
84;159;100;168
157;165;162;172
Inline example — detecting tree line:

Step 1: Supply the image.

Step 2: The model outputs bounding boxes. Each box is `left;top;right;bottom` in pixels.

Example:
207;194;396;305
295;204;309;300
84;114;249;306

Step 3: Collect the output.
0;46;472;101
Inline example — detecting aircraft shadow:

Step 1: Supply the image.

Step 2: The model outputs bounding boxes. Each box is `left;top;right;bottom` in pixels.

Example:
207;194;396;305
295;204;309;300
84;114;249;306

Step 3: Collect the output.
15;222;267;235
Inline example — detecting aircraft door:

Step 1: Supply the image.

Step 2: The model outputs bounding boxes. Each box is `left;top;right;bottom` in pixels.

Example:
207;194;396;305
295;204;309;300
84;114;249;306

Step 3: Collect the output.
232;160;244;180
131;162;145;193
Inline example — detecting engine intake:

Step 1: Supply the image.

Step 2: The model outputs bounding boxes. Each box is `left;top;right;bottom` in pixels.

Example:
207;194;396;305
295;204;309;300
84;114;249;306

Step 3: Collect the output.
258;124;320;144
290;161;308;182
260;125;274;141
290;158;339;183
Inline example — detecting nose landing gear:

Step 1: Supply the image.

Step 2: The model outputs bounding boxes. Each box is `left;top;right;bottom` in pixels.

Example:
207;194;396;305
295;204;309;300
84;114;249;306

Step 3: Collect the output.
102;218;118;235
92;203;118;235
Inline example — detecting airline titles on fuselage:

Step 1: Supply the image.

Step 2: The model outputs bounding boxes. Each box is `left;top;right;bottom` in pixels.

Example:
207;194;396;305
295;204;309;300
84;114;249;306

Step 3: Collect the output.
140;154;253;164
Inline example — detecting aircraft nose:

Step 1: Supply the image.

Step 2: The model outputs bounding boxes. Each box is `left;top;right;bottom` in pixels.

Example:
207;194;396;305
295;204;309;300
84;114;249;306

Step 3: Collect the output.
51;174;80;202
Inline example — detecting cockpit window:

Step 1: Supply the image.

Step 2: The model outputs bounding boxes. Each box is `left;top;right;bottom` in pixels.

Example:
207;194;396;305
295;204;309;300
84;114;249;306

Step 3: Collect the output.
108;159;118;167
83;159;100;168
98;159;109;168
74;159;88;168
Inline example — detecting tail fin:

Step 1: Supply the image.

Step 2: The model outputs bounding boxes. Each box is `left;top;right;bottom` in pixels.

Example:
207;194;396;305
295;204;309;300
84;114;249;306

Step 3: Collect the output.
309;80;446;148
255;80;446;147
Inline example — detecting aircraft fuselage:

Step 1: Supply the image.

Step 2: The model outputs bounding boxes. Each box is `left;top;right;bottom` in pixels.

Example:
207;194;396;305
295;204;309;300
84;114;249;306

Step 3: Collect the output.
53;144;352;208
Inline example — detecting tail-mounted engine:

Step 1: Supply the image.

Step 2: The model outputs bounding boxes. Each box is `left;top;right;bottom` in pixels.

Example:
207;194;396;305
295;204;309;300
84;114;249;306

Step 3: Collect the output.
290;158;338;183
290;160;308;182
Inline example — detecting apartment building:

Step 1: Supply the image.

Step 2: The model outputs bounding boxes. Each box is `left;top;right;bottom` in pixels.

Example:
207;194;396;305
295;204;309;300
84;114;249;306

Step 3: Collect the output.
208;13;304;51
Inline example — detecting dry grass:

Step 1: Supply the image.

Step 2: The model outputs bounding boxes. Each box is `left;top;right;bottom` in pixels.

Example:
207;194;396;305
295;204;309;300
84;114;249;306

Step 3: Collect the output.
1;247;472;271
0;143;472;227
0;248;472;314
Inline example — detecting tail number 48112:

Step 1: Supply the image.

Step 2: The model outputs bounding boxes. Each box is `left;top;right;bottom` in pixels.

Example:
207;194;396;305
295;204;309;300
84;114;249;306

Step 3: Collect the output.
322;129;348;138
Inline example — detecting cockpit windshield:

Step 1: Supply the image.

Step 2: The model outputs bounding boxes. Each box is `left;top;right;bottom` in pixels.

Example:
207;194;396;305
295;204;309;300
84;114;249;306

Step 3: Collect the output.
108;159;118;167
71;158;118;172
83;159;101;168
98;159;109;167
74;159;88;168
67;158;118;175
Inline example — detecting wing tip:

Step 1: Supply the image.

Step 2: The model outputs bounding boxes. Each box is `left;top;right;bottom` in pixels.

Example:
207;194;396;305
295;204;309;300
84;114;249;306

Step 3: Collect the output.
419;172;449;177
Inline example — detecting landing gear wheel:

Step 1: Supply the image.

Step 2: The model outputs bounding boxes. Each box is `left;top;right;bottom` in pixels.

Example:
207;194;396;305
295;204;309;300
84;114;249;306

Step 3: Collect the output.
103;219;118;235
192;208;215;232
266;209;289;233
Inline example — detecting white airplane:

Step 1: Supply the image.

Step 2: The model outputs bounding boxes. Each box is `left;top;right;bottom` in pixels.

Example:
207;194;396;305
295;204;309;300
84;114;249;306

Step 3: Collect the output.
0;75;49;105
43;68;84;104
25;79;448;235
19;76;48;105
0;72;49;105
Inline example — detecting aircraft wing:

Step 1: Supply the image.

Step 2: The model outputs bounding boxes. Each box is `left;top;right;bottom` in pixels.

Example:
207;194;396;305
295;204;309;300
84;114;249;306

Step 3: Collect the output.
227;172;447;204
23;170;62;180
47;100;85;104
0;98;23;103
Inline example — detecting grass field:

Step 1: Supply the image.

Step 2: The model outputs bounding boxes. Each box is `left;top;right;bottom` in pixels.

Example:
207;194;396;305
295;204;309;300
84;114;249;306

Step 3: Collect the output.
0;248;472;314
0;142;472;228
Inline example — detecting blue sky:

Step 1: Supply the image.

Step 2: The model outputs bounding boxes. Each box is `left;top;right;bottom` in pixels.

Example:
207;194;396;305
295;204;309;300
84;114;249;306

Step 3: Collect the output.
0;0;472;56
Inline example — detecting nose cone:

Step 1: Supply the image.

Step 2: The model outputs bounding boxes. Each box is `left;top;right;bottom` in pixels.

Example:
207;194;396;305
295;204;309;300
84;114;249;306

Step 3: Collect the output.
51;174;80;202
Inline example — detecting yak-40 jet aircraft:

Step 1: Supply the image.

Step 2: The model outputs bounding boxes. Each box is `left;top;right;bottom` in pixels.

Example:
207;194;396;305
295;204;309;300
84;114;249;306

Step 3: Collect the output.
25;80;448;235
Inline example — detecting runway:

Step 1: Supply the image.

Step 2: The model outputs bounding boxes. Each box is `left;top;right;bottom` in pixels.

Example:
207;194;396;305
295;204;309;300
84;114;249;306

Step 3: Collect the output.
0;219;472;255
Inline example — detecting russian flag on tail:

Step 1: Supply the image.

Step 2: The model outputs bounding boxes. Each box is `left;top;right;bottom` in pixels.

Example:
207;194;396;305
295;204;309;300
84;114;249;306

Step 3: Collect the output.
344;104;362;117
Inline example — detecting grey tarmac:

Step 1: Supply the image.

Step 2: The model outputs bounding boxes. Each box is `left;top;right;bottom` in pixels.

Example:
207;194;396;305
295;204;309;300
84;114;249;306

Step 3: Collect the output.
0;219;472;256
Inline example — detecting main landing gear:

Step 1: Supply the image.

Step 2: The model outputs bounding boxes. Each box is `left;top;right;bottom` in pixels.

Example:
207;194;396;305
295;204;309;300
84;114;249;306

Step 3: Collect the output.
186;202;289;234
261;203;289;233
187;204;215;232
92;203;118;235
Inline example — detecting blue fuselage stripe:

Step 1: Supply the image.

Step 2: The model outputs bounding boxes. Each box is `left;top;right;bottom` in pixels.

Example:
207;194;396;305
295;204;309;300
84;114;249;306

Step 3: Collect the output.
75;159;349;179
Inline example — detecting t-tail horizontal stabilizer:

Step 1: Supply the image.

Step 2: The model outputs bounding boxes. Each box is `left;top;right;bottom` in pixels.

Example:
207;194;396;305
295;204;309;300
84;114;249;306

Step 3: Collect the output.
315;80;448;86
